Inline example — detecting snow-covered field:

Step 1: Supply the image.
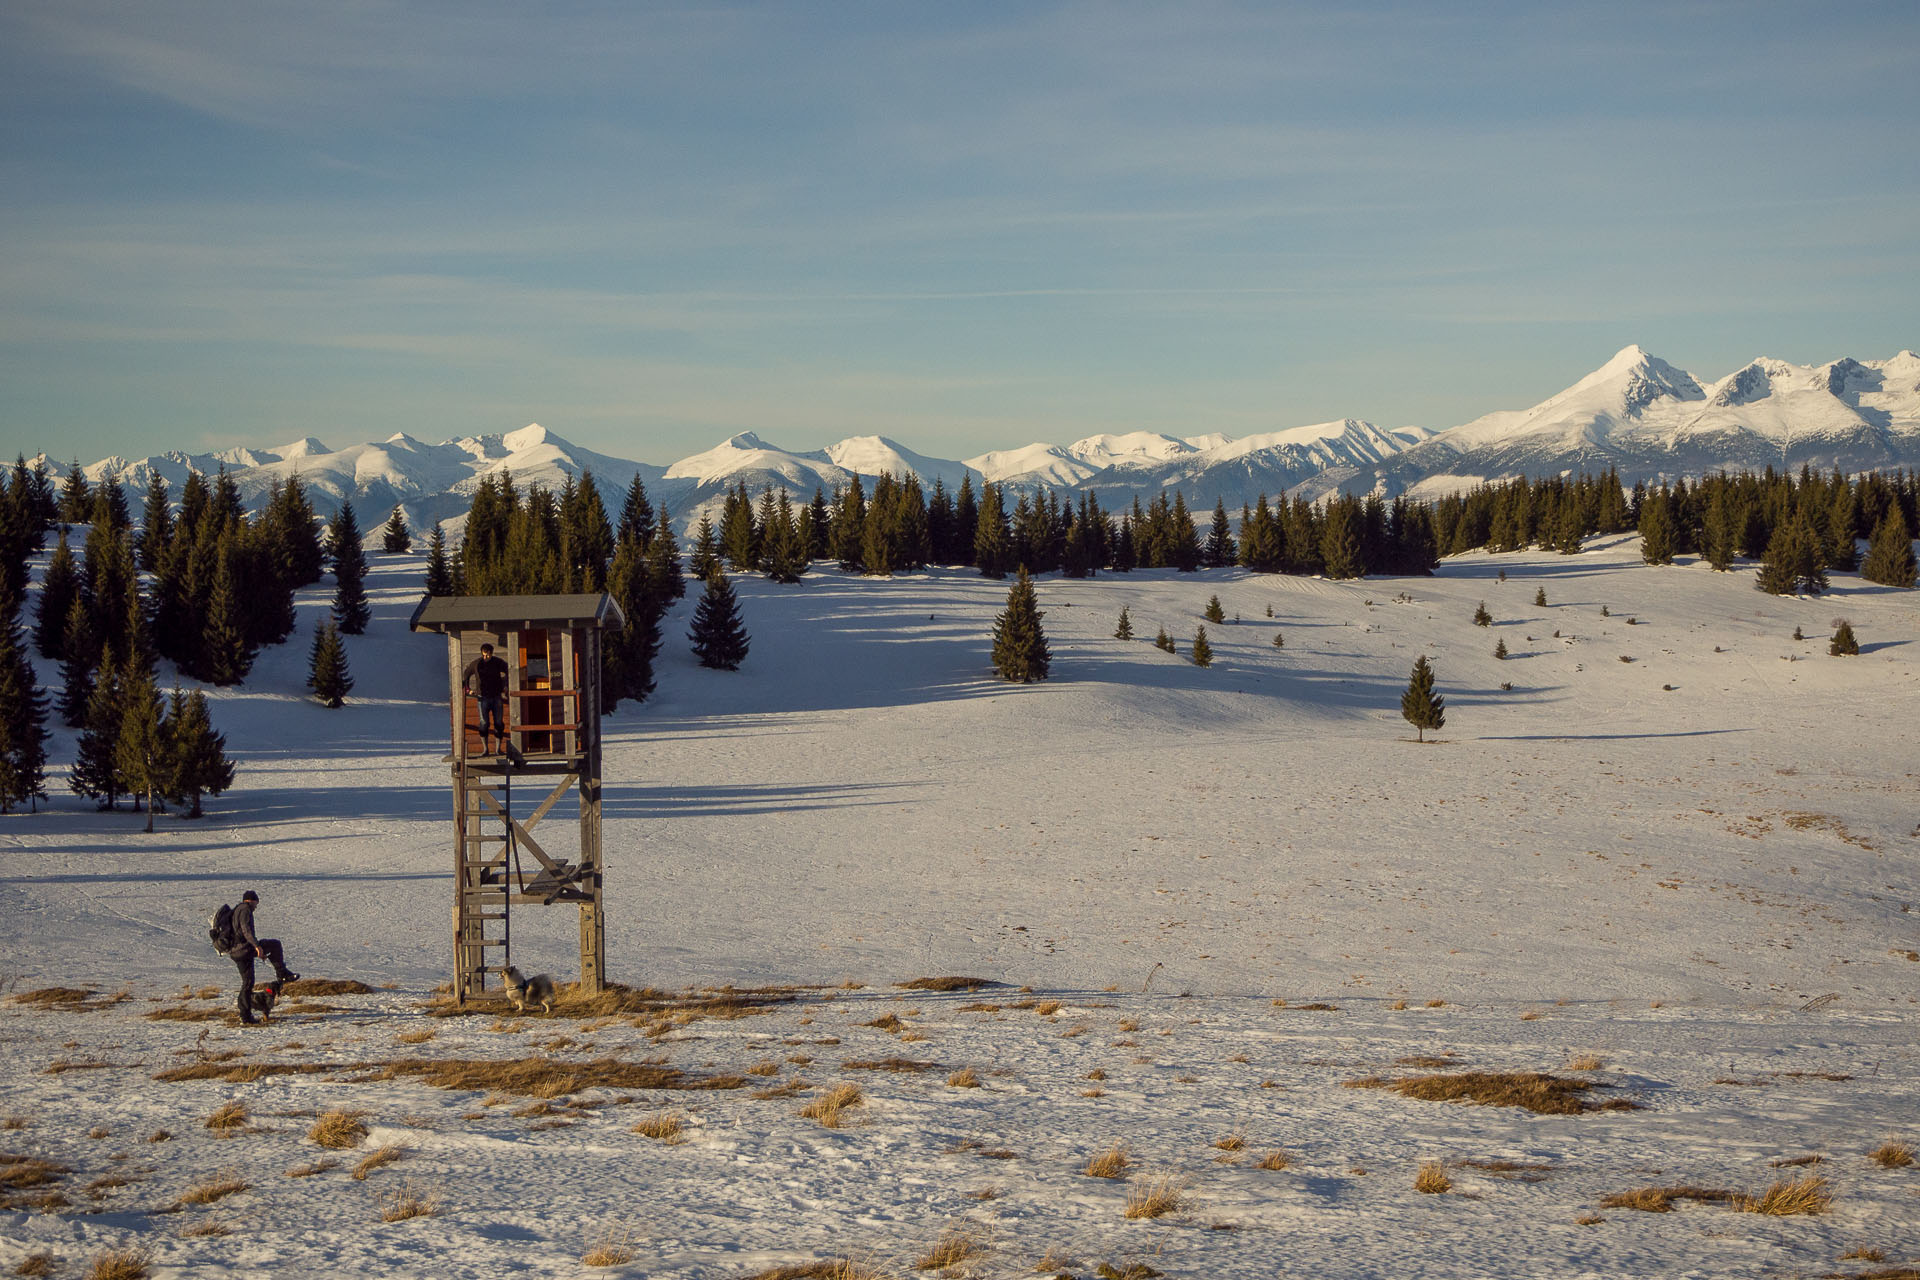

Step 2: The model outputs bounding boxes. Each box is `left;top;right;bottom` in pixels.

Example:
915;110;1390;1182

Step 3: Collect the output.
3;537;1917;1278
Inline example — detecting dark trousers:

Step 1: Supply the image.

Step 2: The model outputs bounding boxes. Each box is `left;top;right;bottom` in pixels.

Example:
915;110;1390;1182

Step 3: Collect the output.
478;695;506;742
233;939;290;1016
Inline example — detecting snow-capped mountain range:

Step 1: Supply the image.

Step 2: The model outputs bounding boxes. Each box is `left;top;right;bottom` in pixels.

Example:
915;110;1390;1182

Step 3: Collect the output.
43;347;1920;536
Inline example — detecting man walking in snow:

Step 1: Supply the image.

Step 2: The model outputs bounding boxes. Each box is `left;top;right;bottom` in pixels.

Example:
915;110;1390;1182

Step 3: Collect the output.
230;889;297;1025
462;642;511;754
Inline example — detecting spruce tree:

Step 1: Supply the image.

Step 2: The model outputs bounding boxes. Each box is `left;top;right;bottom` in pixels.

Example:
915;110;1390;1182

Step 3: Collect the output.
57;598;96;728
720;481;761;572
203;550;255;686
1320;499;1364;579
1473;601;1492;626
329;502;371;633
1860;507;1917;588
603;535;660;710
1271;630;1284;648
0;606;49;813
1533;587;1547;607
1114;606;1133;640
1756;510;1826;596
71;647;123;807
1191;625;1213;668
115;659;167;831
1829;620;1859;656
1400;654;1445;743
648;508;685;601
35;531;79;660
381;506;412;553
57;461;91;526
688;569;750;670
1154;625;1175;653
138;468;173;572
308;619;353;708
1205;499;1235;568
424;524;454;595
1553;504;1584;556
990;568;1049;682
763;491;809;584
1204;594;1226;624
973;484;1011;579
1494;638;1508;659
162;688;232;819
688;515;721;580
1638;493;1676;564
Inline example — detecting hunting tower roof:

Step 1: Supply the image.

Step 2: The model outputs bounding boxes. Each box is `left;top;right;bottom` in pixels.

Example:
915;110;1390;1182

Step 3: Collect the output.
409;593;626;634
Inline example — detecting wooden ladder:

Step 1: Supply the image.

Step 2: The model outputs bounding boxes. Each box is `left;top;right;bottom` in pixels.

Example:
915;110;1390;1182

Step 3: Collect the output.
453;768;513;1001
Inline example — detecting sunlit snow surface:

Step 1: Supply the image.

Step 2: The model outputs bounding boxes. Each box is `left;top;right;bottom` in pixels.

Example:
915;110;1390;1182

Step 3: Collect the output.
3;537;1916;1277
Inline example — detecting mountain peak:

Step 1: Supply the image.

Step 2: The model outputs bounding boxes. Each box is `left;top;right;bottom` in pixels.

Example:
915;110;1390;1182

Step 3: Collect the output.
502;424;553;452
279;436;331;458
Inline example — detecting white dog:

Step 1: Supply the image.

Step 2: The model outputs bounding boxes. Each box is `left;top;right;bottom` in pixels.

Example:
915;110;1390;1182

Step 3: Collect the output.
497;965;556;1014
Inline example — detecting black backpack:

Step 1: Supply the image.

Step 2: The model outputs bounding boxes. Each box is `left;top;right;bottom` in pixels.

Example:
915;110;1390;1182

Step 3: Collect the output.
209;903;238;956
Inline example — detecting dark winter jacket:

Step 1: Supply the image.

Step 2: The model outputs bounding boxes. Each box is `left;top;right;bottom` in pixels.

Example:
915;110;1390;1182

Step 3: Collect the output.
463;655;510;699
232;899;260;955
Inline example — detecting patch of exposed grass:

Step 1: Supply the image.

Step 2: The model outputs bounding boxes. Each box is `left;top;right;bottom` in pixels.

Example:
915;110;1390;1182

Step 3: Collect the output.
1600;1185;1736;1213
799;1083;863;1128
12;988;95;1009
352;1144;408;1180
735;1260;891;1280
82;1248;149;1280
14;1252;55;1276
632;1112;686;1143
394;1029;436;1045
1083;1143;1130;1179
1771;1154;1824;1167
895;976;990;992
1254;1150;1291;1171
308;1109;369;1149
178;1218;232;1238
1346;1070;1631;1115
177;1175;249;1206
1395;1056;1456;1069
1869;1141;1913;1168
378;1178;440;1221
1565;1054;1607;1072
1414;1162;1452;1194
916;1226;986;1269
583;1228;636;1267
368;1056;743;1098
282;978;374;997
862;1013;906;1033
1124;1176;1183;1220
201;1102;249;1135
1739;1174;1830;1216
946;1067;980;1088
286;1158;337;1178
0;1116;25;1131
1452;1158;1554;1182
158;1061;331;1084
843;1058;936;1074
1212;1132;1245;1152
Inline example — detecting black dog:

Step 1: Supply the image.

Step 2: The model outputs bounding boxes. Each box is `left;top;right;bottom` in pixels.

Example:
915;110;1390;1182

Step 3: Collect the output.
245;979;283;1023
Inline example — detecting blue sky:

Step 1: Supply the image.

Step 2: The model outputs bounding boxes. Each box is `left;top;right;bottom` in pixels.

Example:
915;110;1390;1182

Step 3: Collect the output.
3;1;1916;465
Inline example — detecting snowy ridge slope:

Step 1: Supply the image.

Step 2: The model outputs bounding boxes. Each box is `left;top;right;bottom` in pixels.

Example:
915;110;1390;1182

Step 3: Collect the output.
35;346;1920;534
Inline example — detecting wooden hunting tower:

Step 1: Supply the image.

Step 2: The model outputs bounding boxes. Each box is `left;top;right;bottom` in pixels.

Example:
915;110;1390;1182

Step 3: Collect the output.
409;592;625;1004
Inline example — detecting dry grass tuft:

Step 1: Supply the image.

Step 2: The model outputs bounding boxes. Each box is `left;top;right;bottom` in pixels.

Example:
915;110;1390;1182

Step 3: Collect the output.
308;1109;370;1149
1565;1053;1607;1072
842;1058;937;1074
1396;1056;1455;1069
1123;1175;1184;1220
582;1228;637;1267
177;1175;249;1206
146;1130;172;1143
1841;1247;1888;1262
286;1158;337;1178
14;1252;55;1276
1869;1141;1913;1168
1452;1158;1553;1182
1574;1214;1604;1226
1414;1162;1452;1194
916;1226;986;1270
747;1059;780;1077
82;1248;149;1280
204;1102;250;1135
895;976;990;992
351;1143;408;1180
1034;1001;1062;1017
12;988;95;1009
1083;1143;1130;1179
735;1260;892;1280
1212;1131;1245;1152
1254;1150;1292;1171
946;1067;980;1088
798;1083;864;1128
1600;1185;1736;1213
1388;999;1408;1010
1349;1070;1629;1115
281;978;374;997
862;1014;906;1033
1771;1154;1824;1167
178;1218;232;1238
394;1029;436;1045
1739;1174;1831;1216
632;1112;686;1143
379;1178;440;1221
369;1055;742;1097
0;1116;25;1131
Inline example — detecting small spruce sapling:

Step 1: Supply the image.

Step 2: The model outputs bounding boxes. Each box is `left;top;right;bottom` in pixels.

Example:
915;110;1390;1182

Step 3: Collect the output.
1204;595;1226;624
1494;638;1508;660
1829;620;1858;656
1497;568;1507;583
1792;625;1804;641
1533;587;1547;607
1154;625;1175;654
989;568;1049;683
1400;655;1445;743
308;619;353;708
1472;601;1492;626
689;569;751;670
1191;626;1213;668
1264;603;1273;618
1113;606;1133;640
1271;630;1283;649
